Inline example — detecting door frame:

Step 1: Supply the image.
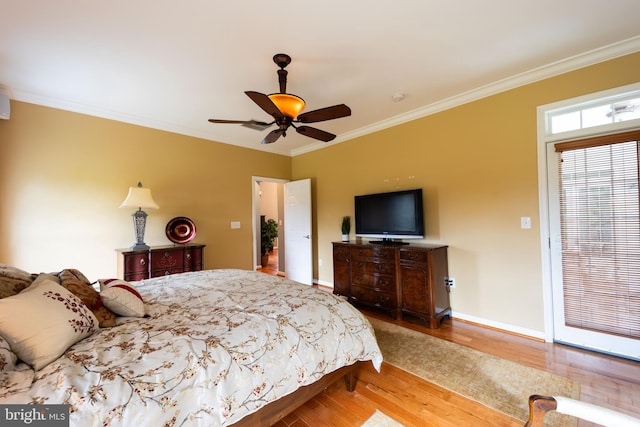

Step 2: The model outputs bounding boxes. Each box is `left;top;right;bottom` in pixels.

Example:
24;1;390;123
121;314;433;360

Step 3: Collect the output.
252;176;288;271
536;111;556;343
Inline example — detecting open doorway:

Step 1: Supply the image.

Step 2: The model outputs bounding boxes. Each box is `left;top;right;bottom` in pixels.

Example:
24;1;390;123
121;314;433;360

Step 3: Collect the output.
252;177;314;284
252;177;286;275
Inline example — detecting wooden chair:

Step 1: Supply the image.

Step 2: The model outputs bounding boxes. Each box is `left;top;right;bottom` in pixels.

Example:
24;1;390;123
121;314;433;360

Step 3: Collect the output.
524;395;640;427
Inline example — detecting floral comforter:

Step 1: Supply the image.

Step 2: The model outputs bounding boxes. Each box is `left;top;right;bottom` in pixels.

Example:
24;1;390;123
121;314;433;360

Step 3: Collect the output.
0;269;383;426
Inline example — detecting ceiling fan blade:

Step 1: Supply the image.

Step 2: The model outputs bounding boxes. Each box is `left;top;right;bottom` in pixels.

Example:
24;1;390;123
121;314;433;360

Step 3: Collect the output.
296;126;336;142
245;91;283;119
262;129;285;144
208;118;271;126
296;104;351;124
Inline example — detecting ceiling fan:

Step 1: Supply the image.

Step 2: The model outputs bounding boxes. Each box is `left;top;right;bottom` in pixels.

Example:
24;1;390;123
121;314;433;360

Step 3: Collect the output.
208;53;351;144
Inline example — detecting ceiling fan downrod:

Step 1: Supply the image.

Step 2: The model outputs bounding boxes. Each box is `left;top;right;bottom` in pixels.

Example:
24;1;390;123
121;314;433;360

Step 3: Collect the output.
273;53;291;94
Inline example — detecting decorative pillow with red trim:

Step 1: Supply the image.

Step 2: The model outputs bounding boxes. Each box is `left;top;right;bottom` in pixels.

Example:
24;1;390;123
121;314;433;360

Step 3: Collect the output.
98;279;145;317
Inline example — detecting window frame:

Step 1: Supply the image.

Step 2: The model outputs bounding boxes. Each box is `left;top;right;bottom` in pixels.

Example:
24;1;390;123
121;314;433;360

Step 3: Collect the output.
537;82;640;343
542;82;640;142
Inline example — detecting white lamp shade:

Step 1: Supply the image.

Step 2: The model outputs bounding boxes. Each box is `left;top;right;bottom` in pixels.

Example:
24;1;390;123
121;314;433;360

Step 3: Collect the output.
119;185;159;210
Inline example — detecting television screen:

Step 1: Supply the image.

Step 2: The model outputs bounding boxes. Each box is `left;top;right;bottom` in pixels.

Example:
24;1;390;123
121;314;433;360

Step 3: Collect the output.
354;189;424;242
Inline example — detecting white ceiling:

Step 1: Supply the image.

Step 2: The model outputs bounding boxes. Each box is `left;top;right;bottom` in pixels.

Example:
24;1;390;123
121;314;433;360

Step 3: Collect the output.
2;1;640;156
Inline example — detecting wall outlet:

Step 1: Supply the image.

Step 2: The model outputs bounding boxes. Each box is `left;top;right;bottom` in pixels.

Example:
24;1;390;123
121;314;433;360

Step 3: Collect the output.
446;277;456;288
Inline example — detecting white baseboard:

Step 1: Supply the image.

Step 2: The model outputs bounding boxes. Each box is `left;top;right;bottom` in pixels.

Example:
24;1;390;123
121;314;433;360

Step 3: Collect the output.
315;279;333;288
451;311;546;341
316;280;546;341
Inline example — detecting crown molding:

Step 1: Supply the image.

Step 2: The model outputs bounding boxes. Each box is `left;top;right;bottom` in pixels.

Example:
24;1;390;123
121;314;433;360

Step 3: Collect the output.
10;36;640;158
291;35;640;157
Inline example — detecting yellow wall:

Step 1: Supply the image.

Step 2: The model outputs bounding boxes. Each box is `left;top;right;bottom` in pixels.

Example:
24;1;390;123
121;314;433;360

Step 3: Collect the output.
0;102;291;279
1;52;638;334
292;52;640;332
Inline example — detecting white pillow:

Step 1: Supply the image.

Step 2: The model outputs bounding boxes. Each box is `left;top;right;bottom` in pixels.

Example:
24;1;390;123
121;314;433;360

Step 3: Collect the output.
98;279;145;317
0;275;99;370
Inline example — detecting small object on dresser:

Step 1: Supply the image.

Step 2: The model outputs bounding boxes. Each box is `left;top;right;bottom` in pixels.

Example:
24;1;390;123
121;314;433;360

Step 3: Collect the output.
341;215;351;241
166;216;196;244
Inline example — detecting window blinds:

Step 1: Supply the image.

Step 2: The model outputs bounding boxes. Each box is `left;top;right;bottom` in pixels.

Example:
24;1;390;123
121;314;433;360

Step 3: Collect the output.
555;130;640;339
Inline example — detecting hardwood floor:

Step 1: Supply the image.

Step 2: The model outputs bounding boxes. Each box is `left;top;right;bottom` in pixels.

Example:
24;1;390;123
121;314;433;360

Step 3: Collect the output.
259;254;640;426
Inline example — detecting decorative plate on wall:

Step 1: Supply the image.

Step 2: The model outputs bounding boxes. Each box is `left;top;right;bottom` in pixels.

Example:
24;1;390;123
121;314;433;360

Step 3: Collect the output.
166;217;196;244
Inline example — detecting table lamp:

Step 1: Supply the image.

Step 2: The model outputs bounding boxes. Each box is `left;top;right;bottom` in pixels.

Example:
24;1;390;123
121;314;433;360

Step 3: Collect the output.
120;182;159;250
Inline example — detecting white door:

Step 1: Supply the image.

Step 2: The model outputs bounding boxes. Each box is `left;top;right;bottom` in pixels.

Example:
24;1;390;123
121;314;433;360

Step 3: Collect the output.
284;178;313;285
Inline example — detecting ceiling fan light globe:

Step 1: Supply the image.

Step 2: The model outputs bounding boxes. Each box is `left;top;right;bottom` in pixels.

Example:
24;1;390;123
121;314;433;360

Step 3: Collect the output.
268;93;305;119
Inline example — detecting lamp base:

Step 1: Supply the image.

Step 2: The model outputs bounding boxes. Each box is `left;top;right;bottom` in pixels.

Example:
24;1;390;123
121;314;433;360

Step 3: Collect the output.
131;209;150;251
130;243;150;251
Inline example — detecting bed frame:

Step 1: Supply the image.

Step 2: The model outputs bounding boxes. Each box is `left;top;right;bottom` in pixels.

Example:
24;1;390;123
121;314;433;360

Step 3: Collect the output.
232;361;362;426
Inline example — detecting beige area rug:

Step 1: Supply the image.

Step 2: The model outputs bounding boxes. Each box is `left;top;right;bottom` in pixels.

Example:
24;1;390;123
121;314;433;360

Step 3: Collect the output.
361;410;405;427
368;317;580;427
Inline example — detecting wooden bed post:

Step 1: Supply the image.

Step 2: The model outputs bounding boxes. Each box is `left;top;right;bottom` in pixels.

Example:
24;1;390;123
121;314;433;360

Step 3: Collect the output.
344;369;356;392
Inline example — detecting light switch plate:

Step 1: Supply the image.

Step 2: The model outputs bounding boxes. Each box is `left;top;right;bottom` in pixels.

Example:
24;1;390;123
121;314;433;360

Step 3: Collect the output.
230;221;241;229
520;217;532;229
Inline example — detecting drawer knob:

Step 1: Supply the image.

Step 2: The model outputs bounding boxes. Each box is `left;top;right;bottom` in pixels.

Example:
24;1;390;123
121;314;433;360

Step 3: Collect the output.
139;258;146;265
186;253;191;260
164;252;170;257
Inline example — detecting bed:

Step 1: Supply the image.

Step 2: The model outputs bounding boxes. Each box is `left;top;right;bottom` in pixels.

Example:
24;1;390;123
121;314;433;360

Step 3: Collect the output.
0;267;383;426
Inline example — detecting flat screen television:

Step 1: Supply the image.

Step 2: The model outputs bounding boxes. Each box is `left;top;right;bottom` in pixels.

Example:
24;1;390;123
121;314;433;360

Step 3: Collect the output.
354;188;424;244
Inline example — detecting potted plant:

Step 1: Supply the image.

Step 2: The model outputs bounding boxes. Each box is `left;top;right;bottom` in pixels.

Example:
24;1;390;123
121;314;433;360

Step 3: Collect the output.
261;218;279;267
341;215;351;241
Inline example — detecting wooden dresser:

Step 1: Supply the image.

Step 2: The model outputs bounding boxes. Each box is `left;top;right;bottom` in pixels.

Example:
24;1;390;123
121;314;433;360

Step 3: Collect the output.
332;241;450;328
116;244;205;281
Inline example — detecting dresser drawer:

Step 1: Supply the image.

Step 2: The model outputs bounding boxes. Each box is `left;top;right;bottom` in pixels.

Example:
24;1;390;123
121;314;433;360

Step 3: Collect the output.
183;246;203;271
123;271;148;282
333;244;351;259
150;267;184;278
150;248;184;271
351;260;395;275
400;248;429;264
351;246;395;261
351;285;396;307
123;253;149;274
351;272;395;290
